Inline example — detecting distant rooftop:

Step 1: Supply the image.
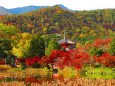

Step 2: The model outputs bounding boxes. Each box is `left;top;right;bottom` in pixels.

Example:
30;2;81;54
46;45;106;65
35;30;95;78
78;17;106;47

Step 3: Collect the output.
58;38;75;44
58;30;75;44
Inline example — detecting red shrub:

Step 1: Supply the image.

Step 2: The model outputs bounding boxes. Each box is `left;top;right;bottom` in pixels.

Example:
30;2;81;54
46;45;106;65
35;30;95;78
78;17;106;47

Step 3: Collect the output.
25;56;40;66
71;50;90;69
92;38;112;47
17;58;25;64
0;59;5;64
38;56;50;65
94;53;115;67
48;50;90;69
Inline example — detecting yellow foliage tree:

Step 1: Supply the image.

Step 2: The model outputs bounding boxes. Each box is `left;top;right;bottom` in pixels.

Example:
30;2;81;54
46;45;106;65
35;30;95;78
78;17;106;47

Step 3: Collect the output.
12;33;32;58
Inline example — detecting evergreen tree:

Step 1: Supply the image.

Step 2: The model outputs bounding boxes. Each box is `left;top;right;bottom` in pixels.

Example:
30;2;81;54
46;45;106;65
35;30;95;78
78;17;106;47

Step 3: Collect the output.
0;38;16;66
108;39;115;55
0;47;7;58
28;34;45;57
45;39;60;56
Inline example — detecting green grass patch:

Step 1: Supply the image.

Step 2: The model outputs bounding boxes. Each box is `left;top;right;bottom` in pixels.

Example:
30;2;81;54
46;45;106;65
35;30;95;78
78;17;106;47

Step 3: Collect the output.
82;67;115;79
58;66;79;78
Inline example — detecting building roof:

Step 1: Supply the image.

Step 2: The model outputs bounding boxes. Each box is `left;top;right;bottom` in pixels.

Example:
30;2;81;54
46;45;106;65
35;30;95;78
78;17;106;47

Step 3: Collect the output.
58;38;75;44
58;30;75;44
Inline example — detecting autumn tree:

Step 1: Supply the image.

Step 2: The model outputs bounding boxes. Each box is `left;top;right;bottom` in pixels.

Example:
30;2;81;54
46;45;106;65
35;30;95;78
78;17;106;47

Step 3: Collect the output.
28;34;45;57
45;39;60;56
12;33;32;58
108;39;115;55
0;38;15;66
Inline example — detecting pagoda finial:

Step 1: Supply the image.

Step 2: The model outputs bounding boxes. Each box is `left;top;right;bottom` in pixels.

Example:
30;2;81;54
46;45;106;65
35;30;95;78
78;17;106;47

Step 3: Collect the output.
64;30;66;42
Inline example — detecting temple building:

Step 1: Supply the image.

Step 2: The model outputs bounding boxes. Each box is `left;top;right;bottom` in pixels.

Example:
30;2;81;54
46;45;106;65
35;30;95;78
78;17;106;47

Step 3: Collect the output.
58;31;75;51
53;31;75;73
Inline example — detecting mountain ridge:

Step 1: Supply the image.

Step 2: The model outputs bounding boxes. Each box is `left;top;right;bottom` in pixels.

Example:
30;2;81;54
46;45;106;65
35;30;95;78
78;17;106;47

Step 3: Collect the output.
2;6;115;34
0;6;11;15
8;5;48;14
0;4;70;15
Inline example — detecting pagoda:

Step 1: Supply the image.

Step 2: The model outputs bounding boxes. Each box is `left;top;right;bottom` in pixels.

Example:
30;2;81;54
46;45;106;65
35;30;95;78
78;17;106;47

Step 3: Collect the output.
58;31;75;51
53;31;75;73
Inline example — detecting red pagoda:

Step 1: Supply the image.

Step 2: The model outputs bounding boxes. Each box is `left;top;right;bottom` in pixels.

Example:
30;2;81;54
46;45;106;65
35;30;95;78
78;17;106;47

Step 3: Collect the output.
53;31;75;73
58;31;75;51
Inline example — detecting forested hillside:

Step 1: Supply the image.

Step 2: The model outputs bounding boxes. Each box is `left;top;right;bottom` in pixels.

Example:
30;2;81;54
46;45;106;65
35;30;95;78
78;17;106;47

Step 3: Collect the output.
0;4;69;15
1;6;115;41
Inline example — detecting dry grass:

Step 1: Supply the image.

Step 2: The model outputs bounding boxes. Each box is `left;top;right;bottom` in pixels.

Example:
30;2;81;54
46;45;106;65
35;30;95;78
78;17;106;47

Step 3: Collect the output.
0;65;115;86
0;65;50;78
39;78;115;86
0;78;114;86
0;65;11;72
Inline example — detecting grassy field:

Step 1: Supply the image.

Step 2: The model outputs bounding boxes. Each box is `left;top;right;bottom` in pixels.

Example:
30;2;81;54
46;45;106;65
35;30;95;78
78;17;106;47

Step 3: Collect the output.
0;65;51;79
82;67;115;79
0;65;115;86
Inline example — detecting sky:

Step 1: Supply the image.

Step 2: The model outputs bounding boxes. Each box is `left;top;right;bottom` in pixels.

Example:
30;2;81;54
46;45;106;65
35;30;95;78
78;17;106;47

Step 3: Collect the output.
0;0;115;10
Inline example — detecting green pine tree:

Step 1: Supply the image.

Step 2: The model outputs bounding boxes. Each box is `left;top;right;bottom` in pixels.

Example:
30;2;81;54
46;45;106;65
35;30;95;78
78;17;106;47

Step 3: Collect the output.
28;34;45;57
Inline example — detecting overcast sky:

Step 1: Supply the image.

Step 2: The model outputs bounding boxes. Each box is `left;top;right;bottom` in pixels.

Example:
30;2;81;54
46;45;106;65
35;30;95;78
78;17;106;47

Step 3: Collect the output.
0;0;115;10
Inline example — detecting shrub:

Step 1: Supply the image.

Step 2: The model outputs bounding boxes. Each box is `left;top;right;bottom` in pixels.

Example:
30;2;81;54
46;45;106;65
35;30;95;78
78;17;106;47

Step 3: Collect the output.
89;47;103;56
108;39;115;55
20;63;26;70
25;56;40;67
62;66;77;78
94;53;115;67
48;50;90;70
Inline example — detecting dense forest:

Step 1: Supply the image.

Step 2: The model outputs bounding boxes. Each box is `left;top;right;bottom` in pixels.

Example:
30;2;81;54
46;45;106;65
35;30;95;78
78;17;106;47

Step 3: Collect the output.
0;5;114;44
2;5;115;33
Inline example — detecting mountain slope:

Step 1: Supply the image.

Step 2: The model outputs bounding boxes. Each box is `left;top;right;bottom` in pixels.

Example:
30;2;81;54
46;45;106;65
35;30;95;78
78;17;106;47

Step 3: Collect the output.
3;6;77;33
0;4;71;15
0;6;11;15
8;4;70;14
2;6;115;34
56;4;70;10
8;5;48;14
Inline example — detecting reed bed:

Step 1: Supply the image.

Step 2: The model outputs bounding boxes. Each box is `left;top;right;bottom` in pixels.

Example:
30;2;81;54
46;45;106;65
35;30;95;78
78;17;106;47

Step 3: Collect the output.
0;78;114;86
0;67;50;79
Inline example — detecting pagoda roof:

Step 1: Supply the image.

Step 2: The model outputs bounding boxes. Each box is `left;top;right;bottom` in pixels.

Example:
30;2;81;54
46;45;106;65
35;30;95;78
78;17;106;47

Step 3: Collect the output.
58;38;75;44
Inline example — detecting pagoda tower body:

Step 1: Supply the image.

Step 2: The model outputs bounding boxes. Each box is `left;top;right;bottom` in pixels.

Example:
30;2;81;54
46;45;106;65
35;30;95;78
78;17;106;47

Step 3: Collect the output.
58;31;75;51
